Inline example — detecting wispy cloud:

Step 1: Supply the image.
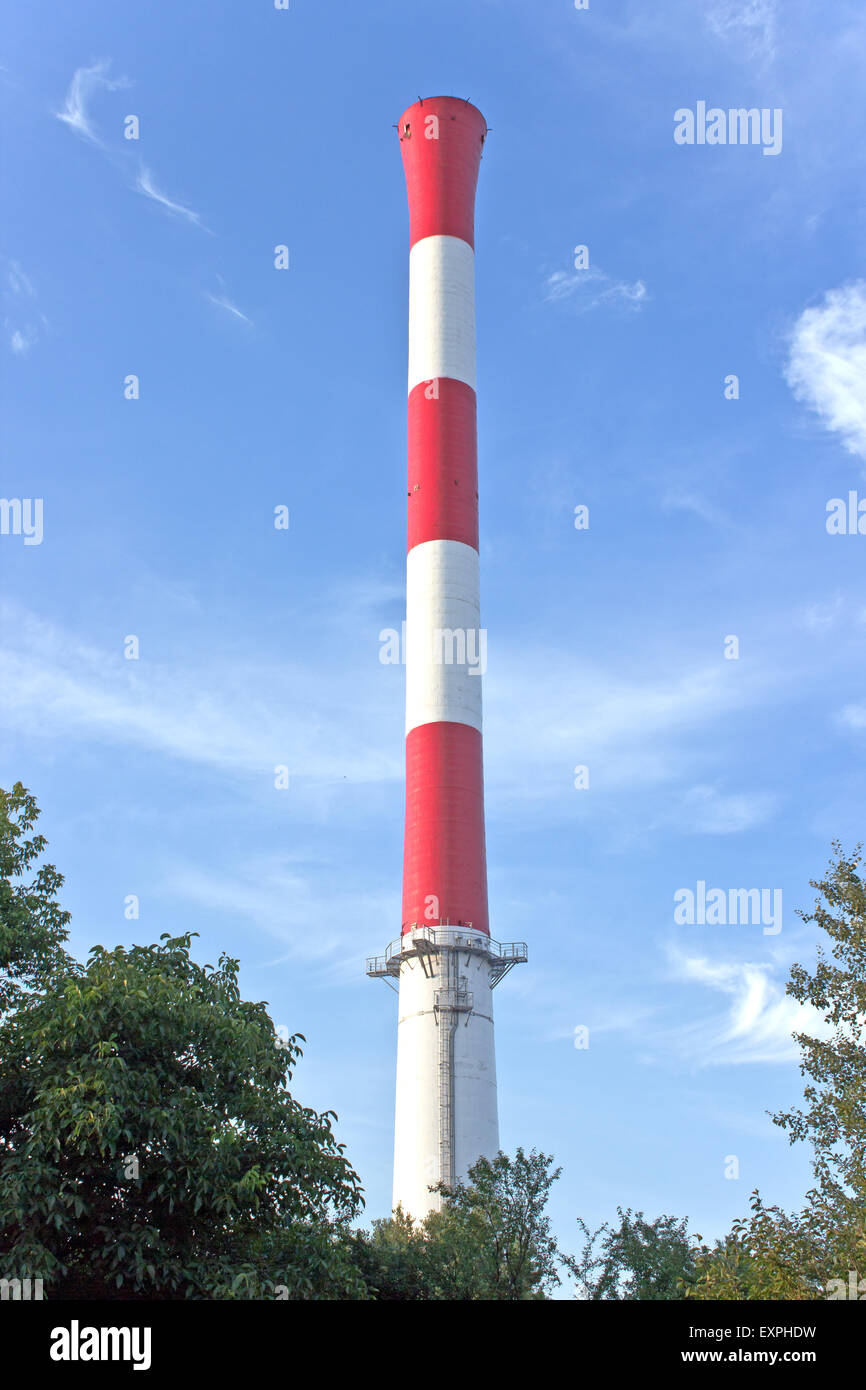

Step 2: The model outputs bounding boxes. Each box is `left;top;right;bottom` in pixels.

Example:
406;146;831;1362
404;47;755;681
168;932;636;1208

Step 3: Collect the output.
0;591;820;846
9;327;34;355
661;490;731;527
2;257;46;356
838;704;866;731
165;857;395;980
522;938;825;1069
544;265;648;315
801;595;847;632
7;261;35;298
55;59;128;145
485;654;766;802
785;280;866;462
205;290;252;325
55;63;209;236
706;0;778;64
664;948;827;1067
0;604;398;788
135;164;209;230
662;784;778;835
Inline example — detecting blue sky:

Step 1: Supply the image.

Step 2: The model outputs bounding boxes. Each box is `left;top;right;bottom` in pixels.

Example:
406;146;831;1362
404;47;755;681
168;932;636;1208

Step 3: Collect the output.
3;0;866;1273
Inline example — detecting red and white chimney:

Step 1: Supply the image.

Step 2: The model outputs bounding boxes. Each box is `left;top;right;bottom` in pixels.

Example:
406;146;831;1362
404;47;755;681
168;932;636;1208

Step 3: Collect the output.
368;97;526;1220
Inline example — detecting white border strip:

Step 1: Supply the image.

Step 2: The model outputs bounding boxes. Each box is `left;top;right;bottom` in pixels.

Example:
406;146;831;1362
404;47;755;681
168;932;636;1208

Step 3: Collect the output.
405;538;483;734
408;235;476;393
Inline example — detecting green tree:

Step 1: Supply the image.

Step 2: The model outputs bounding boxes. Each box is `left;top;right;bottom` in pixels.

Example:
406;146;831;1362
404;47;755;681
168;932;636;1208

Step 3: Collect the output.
686;1193;841;1301
691;842;866;1300
0;786;365;1299
348;1206;434;1301
431;1147;561;1299
568;1208;698;1300
354;1149;562;1300
0;782;73;1014
773;842;866;1213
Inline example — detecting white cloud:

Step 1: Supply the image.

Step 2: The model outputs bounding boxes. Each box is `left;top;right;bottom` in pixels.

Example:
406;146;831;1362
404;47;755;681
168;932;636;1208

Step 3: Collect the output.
7;261;35;298
164;857;396;979
205;290;252;325
0;604;398;787
544;265;648;314
801;595;846;632
666;949;827;1066
2;258;43;355
661;490;730;527
55;59;127;145
666;784;778;834
9;328;33;354
706;0;778;63
135;165;209;230
0;595;795;837
484;654;764;801
785;281;866;461
838;704;866;730
55;65;209;238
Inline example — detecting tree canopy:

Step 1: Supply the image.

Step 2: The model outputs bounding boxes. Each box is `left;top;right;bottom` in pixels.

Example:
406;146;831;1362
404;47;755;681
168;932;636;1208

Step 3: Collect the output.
0;783;365;1299
688;842;866;1300
354;1148;562;1300
568;1208;699;1300
4;785;865;1301
772;842;866;1210
0;783;73;1014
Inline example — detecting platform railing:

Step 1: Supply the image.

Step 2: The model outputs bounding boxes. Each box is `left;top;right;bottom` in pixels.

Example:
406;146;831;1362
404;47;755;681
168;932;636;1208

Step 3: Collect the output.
366;926;528;985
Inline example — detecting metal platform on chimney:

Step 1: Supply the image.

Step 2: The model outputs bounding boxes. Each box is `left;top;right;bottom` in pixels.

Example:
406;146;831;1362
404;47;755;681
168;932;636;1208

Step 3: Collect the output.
366;925;527;988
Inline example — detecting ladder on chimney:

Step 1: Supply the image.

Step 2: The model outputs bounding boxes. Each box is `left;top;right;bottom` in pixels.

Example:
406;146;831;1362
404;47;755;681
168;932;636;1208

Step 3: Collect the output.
435;947;473;1197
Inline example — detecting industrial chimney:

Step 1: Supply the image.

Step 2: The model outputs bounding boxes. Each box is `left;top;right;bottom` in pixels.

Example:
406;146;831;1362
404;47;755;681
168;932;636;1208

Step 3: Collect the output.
367;97;527;1220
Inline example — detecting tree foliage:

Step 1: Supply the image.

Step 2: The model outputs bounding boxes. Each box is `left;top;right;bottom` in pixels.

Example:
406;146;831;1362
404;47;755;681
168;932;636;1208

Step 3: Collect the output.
7;788;866;1302
772;842;866;1211
567;1208;698;1300
355;1148;562;1299
0;785;365;1299
691;842;866;1300
687;1193;824;1300
0;782;73;1015
686;1191;866;1300
348;1207;434;1300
